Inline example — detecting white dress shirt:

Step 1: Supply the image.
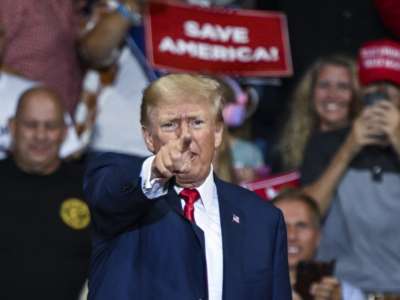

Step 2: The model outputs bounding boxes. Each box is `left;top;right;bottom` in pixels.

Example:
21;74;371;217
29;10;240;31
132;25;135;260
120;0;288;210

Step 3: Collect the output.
341;280;366;300
140;156;223;300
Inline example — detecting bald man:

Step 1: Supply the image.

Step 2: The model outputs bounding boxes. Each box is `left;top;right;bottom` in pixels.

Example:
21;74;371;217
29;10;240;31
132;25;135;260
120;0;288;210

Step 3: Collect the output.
9;87;67;174
0;87;91;300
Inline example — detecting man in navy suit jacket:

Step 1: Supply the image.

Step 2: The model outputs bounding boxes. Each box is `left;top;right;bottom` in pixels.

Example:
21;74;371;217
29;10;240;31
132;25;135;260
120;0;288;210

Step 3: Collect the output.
84;73;291;299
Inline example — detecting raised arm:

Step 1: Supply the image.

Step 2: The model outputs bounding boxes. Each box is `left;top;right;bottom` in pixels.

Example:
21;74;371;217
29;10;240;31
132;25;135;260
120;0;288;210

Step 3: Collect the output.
84;152;150;237
79;0;141;68
374;100;400;157
302;108;385;216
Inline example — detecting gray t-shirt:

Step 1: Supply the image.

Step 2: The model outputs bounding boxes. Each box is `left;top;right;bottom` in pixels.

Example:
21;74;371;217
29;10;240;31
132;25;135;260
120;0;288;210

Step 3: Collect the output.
318;166;400;292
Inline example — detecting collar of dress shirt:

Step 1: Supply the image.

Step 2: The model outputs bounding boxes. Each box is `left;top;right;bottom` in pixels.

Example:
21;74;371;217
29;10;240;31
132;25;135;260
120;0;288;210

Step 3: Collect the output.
175;166;218;212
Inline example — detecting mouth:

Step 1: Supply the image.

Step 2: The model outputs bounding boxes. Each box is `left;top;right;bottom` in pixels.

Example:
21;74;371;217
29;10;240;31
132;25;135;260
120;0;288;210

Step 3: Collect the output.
322;101;347;112
29;145;51;155
288;245;300;255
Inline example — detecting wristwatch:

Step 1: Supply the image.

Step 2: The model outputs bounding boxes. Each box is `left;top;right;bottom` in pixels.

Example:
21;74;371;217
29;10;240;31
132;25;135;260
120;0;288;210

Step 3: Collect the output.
106;0;142;25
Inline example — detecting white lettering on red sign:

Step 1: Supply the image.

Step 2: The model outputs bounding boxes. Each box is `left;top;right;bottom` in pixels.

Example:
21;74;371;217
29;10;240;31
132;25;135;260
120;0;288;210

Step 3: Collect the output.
184;20;249;44
158;36;279;62
361;46;400;71
364;58;400;70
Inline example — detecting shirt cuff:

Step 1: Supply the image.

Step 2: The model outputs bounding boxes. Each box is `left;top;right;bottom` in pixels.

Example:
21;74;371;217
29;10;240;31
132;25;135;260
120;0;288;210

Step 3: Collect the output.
140;156;169;199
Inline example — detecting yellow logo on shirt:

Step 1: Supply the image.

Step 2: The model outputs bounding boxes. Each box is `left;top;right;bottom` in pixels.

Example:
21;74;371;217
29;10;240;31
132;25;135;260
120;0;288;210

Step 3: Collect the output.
60;198;90;230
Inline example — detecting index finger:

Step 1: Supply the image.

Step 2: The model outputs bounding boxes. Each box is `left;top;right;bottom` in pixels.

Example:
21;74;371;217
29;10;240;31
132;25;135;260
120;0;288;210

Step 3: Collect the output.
320;276;339;286
174;117;191;152
375;99;396;110
176;134;191;153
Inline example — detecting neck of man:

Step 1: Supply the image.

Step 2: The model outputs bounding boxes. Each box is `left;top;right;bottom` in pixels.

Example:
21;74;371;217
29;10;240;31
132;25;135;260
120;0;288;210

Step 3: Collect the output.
13;156;61;175
289;268;296;288
175;177;206;189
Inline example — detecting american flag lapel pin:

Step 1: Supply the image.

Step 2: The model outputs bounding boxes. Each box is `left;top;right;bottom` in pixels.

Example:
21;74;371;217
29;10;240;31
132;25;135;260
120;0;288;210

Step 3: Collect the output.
232;214;240;224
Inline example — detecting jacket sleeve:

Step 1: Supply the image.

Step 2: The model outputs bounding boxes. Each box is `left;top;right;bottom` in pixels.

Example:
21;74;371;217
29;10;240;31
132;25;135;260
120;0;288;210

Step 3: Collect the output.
272;210;292;300
84;152;154;237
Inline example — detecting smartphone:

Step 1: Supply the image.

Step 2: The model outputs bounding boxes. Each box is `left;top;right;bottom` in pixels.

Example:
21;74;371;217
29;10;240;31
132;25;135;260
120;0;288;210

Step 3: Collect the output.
363;91;390;141
294;260;335;300
363;91;389;106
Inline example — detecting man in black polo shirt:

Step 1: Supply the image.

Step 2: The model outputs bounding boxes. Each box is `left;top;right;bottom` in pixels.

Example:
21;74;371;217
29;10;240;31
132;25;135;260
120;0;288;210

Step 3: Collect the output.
0;87;91;299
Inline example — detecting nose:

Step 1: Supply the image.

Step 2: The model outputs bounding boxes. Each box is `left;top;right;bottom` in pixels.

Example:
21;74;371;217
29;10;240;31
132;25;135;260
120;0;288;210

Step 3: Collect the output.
33;124;47;141
327;84;341;99
286;224;298;242
178;121;192;144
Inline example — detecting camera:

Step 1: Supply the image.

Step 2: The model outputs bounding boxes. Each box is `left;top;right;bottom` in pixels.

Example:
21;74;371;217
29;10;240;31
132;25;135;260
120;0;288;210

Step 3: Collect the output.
363;90;390;142
294;260;335;300
363;90;389;106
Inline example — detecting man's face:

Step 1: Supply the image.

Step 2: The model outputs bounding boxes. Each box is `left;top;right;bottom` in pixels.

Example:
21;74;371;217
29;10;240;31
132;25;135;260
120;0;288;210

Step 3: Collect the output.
313;64;353;131
275;199;320;271
10;93;66;174
143;97;223;186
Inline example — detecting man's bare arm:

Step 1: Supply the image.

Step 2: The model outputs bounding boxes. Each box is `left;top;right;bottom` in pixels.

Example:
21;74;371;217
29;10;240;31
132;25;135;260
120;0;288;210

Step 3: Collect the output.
79;0;141;68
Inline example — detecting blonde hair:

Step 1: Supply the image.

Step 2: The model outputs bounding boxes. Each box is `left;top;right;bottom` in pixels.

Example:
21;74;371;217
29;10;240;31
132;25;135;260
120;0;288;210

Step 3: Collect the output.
140;73;224;127
279;55;360;170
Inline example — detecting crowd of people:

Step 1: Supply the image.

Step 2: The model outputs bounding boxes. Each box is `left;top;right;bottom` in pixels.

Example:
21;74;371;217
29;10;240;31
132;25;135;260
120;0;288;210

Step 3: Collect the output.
1;0;400;299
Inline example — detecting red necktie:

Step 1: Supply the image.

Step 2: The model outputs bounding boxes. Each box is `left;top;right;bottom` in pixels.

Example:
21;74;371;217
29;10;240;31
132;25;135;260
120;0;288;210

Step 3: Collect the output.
179;188;200;222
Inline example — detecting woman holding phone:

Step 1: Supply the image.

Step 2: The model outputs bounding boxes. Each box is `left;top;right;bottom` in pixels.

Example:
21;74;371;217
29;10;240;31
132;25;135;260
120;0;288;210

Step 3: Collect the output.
302;39;400;299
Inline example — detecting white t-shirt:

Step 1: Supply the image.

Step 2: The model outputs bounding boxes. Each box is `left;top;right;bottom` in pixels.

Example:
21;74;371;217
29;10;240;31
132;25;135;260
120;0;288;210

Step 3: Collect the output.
87;47;150;157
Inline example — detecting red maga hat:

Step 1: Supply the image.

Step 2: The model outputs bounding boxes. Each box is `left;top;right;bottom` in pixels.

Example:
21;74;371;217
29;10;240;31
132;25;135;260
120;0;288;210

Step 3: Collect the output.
358;39;400;86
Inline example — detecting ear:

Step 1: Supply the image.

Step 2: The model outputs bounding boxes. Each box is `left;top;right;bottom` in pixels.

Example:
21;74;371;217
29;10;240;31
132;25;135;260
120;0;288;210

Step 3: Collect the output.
142;126;156;153
214;122;224;149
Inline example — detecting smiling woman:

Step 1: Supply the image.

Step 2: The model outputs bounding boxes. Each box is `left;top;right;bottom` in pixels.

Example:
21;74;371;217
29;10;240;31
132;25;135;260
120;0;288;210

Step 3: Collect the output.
277;55;360;171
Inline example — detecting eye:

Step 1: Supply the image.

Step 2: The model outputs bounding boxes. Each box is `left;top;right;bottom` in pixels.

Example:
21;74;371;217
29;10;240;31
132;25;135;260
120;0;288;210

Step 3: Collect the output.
337;82;351;92
161;121;177;131
45;122;63;130
295;222;312;231
22;121;38;129
191;119;205;128
316;80;330;89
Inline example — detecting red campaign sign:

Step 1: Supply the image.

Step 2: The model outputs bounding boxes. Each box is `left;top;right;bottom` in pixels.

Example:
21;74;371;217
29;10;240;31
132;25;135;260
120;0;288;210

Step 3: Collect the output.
242;170;300;200
144;0;293;76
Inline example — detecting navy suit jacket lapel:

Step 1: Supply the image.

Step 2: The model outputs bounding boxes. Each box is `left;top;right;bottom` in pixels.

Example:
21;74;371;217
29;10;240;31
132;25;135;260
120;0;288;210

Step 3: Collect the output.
165;184;206;252
164;177;245;298
164;184;207;299
215;177;244;300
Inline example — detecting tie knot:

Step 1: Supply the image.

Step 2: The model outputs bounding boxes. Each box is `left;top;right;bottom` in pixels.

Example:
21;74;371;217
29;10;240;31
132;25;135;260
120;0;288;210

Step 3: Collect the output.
179;188;200;205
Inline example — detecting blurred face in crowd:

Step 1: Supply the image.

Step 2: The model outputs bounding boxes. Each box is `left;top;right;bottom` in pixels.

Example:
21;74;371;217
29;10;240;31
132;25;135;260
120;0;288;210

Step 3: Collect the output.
313;64;353;131
275;199;320;271
9;88;66;175
143;92;223;187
